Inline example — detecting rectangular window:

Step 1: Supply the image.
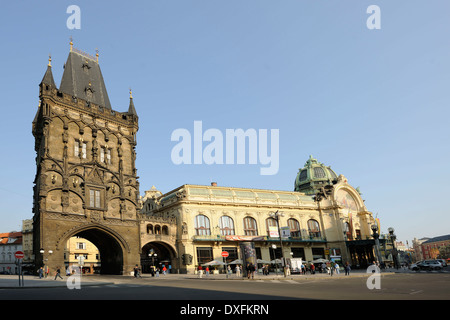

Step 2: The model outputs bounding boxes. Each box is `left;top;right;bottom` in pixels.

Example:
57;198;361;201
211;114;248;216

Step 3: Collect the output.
106;148;111;164
74;141;79;157
76;242;86;250
196;247;213;265
100;147;105;163
81;142;87;159
89;189;101;208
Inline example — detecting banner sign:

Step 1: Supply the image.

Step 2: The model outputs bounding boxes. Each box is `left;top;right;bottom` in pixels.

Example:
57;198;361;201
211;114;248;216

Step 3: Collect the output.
225;235;265;241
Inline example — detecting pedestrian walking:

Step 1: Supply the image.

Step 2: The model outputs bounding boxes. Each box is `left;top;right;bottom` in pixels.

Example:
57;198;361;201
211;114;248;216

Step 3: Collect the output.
162;265;167;275
54;267;63;280
134;264;139;278
198;265;203;278
205;266;209;276
310;263;315;274
334;262;340;275
38;267;43;279
345;262;351;276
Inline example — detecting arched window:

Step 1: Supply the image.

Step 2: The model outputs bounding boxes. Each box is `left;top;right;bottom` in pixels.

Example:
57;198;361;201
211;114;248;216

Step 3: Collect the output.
288;218;301;238
155;225;161;234
266;218;278;236
147;224;154;234
307;219;321;238
219;216;235;236
162;225;169;235
195;215;211;236
343;222;352;240
243;217;258;236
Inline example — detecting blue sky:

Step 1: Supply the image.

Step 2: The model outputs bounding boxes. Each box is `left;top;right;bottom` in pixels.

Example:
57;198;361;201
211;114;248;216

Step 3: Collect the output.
0;0;449;244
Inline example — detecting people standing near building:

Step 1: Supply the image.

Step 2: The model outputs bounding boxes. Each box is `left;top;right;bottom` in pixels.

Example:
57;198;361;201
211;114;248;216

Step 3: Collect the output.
151;265;155;277
235;265;241;277
205;266;209;276
38;267;43;279
310;263;315;274
198;265;203;278
162;265;167;275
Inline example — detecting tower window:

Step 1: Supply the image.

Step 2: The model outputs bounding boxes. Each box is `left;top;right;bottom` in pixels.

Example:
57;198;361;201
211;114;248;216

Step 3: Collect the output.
101;147;111;164
75;140;87;159
89;189;102;208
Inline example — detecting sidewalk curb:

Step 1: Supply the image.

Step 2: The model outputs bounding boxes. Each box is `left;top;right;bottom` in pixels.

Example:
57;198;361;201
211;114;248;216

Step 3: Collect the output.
0;282;116;289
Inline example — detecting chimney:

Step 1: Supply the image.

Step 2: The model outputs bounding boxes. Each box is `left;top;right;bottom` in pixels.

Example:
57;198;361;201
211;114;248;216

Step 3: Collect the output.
211;182;217;187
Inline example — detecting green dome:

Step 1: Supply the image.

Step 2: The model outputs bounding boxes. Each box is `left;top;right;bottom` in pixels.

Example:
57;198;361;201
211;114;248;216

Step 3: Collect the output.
294;155;338;195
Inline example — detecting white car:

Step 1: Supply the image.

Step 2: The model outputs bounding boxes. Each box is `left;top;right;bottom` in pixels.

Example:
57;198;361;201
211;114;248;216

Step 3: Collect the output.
436;259;447;267
410;260;442;271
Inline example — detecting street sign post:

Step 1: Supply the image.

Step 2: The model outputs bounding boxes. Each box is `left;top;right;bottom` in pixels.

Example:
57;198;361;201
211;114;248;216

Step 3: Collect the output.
15;251;24;287
221;251;229;278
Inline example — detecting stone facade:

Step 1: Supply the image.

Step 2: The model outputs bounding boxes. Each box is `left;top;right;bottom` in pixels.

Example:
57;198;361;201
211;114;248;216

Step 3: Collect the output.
141;173;377;274
32;47;141;275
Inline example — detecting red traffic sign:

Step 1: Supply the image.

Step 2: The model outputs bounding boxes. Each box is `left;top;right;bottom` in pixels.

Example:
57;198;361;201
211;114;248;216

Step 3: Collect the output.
221;251;229;258
15;251;24;259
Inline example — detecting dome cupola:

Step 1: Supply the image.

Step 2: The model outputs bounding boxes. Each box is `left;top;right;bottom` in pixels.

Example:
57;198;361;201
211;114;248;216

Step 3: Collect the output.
294;155;338;195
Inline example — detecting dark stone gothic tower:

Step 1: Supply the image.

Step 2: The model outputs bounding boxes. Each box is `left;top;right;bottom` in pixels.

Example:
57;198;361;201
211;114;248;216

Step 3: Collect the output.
32;42;141;274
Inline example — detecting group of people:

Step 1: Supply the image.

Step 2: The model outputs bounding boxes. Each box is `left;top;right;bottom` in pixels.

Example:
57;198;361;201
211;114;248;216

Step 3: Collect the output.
195;261;353;278
38;266;79;280
136;265;169;277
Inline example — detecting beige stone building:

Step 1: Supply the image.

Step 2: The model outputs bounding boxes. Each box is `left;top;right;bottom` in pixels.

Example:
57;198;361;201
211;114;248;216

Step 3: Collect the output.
141;156;379;274
64;236;101;274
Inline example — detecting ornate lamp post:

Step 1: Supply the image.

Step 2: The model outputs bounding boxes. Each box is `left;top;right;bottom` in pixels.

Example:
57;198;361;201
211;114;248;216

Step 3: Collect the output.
370;224;383;269
388;227;399;269
39;248;53;277
270;210;286;277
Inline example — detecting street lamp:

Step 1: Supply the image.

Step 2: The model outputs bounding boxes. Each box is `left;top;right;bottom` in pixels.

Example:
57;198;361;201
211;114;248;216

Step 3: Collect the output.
148;249;157;275
388;227;399;269
269;210;286;277
39;248;52;277
370;224;383;269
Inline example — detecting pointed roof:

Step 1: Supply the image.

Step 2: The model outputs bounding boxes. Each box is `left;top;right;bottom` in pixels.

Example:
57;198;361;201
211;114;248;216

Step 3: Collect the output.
59;49;111;109
41;56;56;88
128;89;137;116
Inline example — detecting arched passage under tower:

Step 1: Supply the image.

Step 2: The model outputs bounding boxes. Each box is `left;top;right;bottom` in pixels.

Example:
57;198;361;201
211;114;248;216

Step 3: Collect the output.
141;241;177;274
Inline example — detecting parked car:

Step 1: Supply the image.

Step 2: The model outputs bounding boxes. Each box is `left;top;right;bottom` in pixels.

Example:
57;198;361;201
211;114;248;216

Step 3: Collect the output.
411;260;442;271
436;259;447;267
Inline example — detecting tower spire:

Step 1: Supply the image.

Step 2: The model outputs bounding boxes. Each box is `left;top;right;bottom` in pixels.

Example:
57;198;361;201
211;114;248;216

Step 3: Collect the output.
41;54;56;88
128;88;137;116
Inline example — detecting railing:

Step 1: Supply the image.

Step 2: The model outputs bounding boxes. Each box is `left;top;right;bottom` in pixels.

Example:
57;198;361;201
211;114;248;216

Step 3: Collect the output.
192;234;327;242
